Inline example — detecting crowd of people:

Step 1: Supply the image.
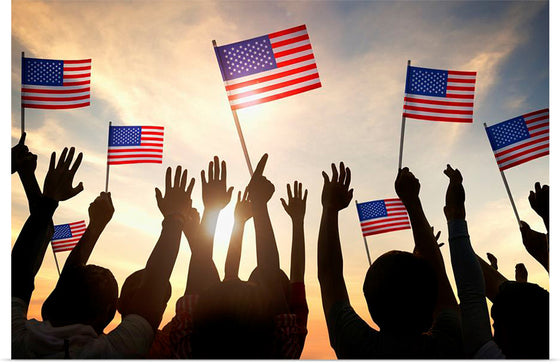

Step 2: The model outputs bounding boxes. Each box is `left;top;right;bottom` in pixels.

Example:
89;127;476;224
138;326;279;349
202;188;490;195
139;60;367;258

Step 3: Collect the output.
11;133;549;358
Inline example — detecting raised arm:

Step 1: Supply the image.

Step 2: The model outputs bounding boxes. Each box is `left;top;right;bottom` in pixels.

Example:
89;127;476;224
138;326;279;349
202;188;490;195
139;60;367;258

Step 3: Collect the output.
62;192;114;272
444;164;492;356
125;166;192;330
12;147;83;304
12;132;43;214
519;221;548;272
281;181;308;284
224;187;252;281
528;182;548;232
475;255;508;302
317;162;353;317
515;263;528;283
486;253;499;271
395;167;457;313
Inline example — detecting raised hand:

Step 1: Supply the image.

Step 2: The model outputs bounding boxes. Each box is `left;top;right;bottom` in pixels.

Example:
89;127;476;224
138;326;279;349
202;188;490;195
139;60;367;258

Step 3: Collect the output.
12;132;37;175
486;252;498;271
201;156;234;211
88;192;115;228
155;166;195;222
528;182;549;230
247;154;275;205
281;181;308;222
321;162;353;211
43;147;84;201
515;263;528;283
394;167;420;206
234;187;252;223
519;221;548;272
443;164;466;221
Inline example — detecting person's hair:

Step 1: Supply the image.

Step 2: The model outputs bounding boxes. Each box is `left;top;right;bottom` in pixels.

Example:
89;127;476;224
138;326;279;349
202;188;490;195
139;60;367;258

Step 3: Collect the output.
117;269;172;317
491;281;549;358
191;279;275;358
363;250;438;334
41;264;118;334
249;266;290;298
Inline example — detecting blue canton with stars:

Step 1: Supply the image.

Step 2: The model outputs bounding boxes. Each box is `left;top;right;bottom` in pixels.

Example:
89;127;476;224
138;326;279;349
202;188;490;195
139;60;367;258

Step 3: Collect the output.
486;117;530;151
22;58;64;86
357;200;388;221
109;126;142;147
405;66;448;97
215;35;277;81
52;224;72;240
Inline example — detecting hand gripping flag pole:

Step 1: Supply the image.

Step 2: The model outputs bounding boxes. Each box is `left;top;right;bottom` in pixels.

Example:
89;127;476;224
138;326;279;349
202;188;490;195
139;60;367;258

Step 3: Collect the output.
397;60;411;170
212;39;254;176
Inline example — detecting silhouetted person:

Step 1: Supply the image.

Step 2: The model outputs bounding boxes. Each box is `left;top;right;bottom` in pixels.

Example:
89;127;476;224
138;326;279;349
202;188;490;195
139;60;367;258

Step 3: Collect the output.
318;163;461;359
519;182;549;272
515;263;528;282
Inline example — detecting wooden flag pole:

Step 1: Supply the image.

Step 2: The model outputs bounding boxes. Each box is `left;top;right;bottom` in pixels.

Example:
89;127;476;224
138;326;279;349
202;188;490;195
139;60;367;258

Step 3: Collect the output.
398;60;411;171
105;121;112;192
21;51;26;135
212;40;254;176
51;246;61;276
356;200;373;266
483;123;521;226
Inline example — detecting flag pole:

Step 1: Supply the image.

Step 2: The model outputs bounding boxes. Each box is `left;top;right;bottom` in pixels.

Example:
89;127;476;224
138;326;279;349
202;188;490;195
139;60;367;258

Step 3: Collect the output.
105;121;112;192
398;60;411;170
51;246;61;276
212;39;254;176
21;51;26;136
356;200;373;266
483;123;521;226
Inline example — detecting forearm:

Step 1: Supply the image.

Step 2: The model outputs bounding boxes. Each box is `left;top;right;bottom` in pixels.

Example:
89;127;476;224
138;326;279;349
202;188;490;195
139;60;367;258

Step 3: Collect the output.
12;197;59;303
290;218;305;283
224;220;245;280
252;202;280;271
18;171;42;213
199;209;220;259
476;255;508;302
318;208;348;315
62;222;106;271
448;219;492;356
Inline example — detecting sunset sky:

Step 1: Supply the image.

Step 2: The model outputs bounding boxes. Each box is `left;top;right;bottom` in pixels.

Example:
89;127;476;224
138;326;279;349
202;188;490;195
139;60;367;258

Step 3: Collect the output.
9;0;553;359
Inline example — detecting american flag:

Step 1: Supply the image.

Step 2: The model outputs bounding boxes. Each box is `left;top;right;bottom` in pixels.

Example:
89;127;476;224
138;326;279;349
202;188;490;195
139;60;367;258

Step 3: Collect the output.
485;108;549;171
21;57;91;109
403;65;476;123
51;221;87;253
107;125;164;165
356;199;411;236
214;24;321;110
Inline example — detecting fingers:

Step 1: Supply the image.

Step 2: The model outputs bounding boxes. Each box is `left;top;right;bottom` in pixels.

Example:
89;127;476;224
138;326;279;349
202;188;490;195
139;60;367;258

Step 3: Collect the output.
186;177;195;196
287;183;293;200
535;182;541;193
303;189;308;203
253;153;268;177
226;186;234;199
434;230;441;241
444;164;453;177
155;187;163;203
165;166;172;191
280;198;288;211
221;159;227;182
237;190;242;203
18;132;26;145
201;169;207;185
49;151;56;171
344;166;351;189
243;186;249;201
173;166;182;188
180;168;188;190
330;163;338;182
69;152;83;175
208;159;214;181
339;162;346;184
322;171;329;184
56;147;68;170
70;182;84;198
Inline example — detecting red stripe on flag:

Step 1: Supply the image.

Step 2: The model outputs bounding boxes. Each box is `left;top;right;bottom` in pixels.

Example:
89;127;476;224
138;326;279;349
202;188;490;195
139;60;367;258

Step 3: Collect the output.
108;148;163;153
109;154;162;159
271;34;310;49
268;25;307;39
225;64;318;91
231;82;321;110
404;97;473;108
360;215;409;227
274;44;312;58
64;73;91;79
497;144;549;164
526;115;549;124
275;54;315;68
447;78;476;84
444;93;475;99
403;113;472;123
64;66;91;71
362;225;411;236
108;160;163;165
405;105;473;115
523;108;549;118
448;70;477;76
446;85;475;91
23;102;90;109
64;59;91;64
22;94;90;102
499;151;549;171
63;80;90;86
494;135;548;158
141;137;164;142
21;87;90;94
228;73;320;101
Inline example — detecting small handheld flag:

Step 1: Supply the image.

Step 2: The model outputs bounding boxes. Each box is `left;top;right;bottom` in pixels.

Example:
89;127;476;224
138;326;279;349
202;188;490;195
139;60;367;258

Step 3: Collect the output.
214;24;321;110
51;221;87;253
403;65;476;123
21;57;91;110
484;108;549;171
107;125;164;165
356;198;411;236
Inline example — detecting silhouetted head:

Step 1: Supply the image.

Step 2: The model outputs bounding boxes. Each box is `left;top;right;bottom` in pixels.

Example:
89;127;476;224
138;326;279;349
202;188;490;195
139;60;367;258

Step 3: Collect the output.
191;279;275;358
249;266;290;298
363;250;438;334
42;264;118;334
491;281;549;358
117;269;172;317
